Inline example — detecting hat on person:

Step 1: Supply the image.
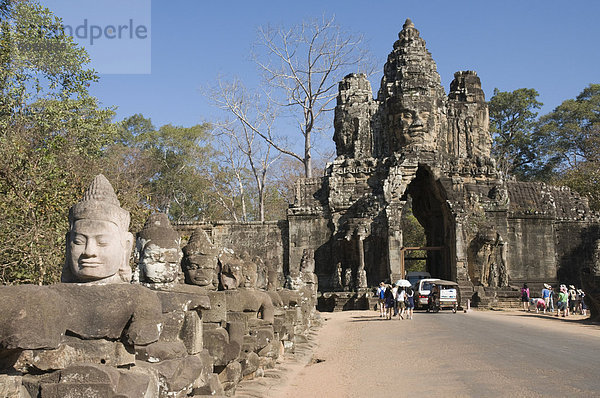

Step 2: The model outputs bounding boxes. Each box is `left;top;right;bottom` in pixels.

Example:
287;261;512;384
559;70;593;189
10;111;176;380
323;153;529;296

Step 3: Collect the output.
544;283;550;289
569;285;575;289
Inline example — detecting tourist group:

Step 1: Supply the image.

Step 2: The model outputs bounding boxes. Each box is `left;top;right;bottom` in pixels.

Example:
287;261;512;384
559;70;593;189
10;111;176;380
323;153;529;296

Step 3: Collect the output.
520;283;587;317
376;282;415;320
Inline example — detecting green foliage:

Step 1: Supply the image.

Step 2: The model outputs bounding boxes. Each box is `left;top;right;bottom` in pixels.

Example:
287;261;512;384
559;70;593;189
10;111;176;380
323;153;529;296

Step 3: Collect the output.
126;118;218;222
0;1;117;285
489;88;545;179
539;84;600;211
401;202;427;272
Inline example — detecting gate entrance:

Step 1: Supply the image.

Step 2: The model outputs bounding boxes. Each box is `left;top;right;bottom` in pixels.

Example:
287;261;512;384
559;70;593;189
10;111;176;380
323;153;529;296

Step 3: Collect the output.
400;246;444;278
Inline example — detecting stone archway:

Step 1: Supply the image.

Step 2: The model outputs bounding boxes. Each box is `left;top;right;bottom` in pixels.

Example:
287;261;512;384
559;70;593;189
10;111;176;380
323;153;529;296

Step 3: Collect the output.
403;166;455;281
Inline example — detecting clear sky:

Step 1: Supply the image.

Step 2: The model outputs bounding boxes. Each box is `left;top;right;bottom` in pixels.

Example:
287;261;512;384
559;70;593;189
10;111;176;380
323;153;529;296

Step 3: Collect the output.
41;0;599;135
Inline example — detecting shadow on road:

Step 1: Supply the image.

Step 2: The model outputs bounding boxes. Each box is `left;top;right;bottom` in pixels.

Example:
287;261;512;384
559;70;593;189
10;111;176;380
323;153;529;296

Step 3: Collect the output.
493;310;600;328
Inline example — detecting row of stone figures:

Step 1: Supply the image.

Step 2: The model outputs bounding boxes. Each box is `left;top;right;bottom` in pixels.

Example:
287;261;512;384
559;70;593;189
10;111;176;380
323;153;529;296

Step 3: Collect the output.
0;175;320;398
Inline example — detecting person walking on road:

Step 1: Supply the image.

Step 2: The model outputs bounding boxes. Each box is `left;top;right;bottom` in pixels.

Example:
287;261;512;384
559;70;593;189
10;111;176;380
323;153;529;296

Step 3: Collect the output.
391;284;399;317
405;286;415;320
397;287;407;320
376;282;386;317
521;283;530;311
384;285;394;320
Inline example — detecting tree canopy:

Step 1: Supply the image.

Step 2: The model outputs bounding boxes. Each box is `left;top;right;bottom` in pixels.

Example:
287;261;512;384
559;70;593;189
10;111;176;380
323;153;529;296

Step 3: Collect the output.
489;84;600;211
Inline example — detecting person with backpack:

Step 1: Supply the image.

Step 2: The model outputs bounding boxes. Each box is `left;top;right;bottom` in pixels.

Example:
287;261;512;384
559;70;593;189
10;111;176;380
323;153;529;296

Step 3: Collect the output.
568;285;578;314
384;285;394;320
520;283;530;311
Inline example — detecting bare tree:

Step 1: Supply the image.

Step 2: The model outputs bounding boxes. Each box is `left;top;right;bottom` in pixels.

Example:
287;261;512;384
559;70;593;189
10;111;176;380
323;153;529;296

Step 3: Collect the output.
253;15;374;178
211;79;281;221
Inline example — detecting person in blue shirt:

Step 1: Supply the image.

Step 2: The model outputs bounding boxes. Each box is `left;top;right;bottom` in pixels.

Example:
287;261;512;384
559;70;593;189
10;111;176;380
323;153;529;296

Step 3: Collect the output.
541;284;551;314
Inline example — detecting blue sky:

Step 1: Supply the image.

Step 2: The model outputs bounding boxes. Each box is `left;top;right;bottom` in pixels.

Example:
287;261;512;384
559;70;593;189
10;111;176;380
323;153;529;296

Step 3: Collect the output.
41;0;599;138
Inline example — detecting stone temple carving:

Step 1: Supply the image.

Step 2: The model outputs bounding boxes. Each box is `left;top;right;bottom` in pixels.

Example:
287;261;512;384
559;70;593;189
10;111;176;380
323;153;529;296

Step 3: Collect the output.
62;174;133;284
133;213;183;288
287;18;600;310
182;227;219;289
1;174;322;396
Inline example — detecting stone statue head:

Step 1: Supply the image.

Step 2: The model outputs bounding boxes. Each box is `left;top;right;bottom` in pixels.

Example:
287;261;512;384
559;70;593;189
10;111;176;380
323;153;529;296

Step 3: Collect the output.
134;213;182;285
182;228;218;288
62;174;133;284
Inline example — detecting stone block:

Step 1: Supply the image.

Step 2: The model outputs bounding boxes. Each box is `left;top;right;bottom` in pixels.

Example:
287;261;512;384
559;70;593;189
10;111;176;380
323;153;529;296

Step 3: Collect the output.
0;285;64;350
40;383;115;398
0;375;28;398
203;327;228;364
51;284;162;346
226;322;246;348
138;355;208;395
257;340;280;360
115;369;158;398
250;326;274;351
37;363;158;398
224;290;242;312
11;337;135;373
135;341;188;362
240;352;260;377
158;311;186;342
181;310;203;354
191;373;224;396
218;360;242;392
225;312;249;330
203;292;227;323
241;335;257;356
155;286;211;313
265;291;283;307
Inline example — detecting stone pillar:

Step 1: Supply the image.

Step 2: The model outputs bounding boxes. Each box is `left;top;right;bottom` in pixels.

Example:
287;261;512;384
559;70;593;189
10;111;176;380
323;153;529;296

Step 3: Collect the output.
356;235;367;289
386;203;403;282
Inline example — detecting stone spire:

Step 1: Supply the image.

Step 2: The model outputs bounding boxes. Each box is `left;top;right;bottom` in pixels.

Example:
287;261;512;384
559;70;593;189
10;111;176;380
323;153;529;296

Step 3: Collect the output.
377;18;445;102
376;19;447;155
69;174;130;234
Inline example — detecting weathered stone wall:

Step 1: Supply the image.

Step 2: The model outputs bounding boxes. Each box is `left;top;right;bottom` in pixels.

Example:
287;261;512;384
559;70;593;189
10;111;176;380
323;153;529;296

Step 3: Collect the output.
175;221;288;288
505;217;557;281
0;282;320;397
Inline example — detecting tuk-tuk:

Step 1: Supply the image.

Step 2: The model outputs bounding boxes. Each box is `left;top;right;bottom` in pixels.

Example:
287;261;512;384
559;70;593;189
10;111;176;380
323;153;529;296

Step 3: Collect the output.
427;279;460;313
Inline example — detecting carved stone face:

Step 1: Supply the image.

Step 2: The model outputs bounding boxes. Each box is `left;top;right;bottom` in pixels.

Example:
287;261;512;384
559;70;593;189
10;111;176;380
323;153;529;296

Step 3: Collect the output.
139;243;180;283
397;105;431;145
67;219;128;282
183;253;217;287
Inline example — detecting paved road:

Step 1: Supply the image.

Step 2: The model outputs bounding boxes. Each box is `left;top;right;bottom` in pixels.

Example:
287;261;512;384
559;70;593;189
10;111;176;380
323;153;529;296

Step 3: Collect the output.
240;309;600;398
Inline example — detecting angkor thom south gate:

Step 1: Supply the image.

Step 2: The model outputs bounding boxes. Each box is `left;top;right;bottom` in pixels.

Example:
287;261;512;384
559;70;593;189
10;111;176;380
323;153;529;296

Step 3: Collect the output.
179;20;600;309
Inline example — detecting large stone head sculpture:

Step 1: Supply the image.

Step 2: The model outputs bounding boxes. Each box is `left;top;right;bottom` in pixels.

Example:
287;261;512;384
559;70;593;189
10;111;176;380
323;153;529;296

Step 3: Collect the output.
378;18;447;154
182;228;218;288
134;213;182;285
62;174;133;284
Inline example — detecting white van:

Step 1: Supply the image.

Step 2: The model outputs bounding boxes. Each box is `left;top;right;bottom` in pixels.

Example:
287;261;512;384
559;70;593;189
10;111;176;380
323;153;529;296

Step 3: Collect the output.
413;278;440;309
406;271;431;288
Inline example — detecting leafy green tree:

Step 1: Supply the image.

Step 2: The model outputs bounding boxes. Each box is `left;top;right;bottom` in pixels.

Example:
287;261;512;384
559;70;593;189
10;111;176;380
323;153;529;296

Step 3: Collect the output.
488;88;546;179
401;199;427;272
538;84;600;210
125;117;221;222
0;1;117;284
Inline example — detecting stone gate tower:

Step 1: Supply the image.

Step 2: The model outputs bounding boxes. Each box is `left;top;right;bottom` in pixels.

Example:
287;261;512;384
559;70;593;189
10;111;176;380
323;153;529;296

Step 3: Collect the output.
287;19;599;306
